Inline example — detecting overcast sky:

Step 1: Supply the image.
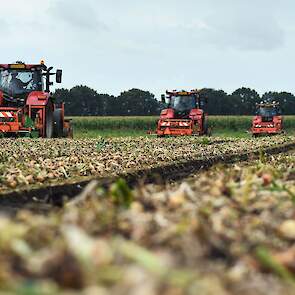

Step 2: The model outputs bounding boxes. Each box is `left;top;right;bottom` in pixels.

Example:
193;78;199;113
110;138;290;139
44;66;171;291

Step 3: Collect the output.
1;0;294;97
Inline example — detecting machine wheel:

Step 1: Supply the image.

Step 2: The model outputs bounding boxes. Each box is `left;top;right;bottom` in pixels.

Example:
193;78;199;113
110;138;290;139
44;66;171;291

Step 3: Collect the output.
203;116;209;135
63;124;73;138
53;109;63;138
68;126;74;138
207;127;212;137
45;103;54;138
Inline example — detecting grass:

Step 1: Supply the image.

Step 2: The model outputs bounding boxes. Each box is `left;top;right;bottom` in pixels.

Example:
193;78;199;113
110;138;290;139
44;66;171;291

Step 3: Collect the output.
70;116;158;131
73;128;252;139
69;116;295;138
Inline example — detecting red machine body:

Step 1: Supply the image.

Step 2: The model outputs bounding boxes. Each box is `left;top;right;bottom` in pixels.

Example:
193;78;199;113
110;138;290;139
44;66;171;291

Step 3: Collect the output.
0;61;72;138
251;102;283;136
157;90;209;136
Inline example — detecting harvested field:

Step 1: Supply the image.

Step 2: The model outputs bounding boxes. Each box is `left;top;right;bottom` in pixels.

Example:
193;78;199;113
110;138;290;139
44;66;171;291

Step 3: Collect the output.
1;148;295;294
0;136;294;194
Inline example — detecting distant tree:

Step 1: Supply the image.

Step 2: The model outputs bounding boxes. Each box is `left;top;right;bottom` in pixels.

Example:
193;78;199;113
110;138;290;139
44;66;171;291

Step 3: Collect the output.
201;88;233;115
54;86;100;116
54;88;70;104
73;86;102;116
117;89;161;116
230;88;260;115
53;87;161;116
100;94;117;116
262;92;295;115
54;85;295;116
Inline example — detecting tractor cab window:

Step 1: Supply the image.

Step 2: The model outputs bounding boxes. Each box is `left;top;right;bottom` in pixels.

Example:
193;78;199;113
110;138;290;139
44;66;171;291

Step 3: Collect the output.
0;69;43;96
169;95;196;112
257;107;280;117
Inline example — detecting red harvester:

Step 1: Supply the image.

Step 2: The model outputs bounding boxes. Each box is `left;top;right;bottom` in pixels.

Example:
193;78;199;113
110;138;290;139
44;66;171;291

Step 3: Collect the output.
251;102;283;137
0;61;72;138
156;89;209;136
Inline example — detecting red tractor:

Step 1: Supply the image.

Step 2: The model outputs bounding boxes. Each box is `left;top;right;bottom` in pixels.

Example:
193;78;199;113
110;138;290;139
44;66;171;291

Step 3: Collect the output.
0;61;72;138
251;102;283;137
156;89;209;136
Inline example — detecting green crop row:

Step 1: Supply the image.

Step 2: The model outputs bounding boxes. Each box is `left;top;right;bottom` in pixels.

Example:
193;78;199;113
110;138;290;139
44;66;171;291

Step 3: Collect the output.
68;116;295;132
69;116;158;131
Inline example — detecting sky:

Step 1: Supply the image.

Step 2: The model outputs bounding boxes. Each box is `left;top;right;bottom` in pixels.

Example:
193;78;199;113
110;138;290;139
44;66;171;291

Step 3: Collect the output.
1;0;294;98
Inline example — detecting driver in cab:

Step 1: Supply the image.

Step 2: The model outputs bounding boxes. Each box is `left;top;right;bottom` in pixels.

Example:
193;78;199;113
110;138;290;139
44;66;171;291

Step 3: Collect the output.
9;72;31;93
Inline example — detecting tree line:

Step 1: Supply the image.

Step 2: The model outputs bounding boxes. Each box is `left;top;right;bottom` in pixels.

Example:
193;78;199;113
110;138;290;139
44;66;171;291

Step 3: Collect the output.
54;86;295;116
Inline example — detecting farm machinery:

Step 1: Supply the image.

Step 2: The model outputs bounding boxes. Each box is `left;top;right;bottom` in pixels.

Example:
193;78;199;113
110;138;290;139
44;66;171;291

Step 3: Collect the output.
0;61;72;138
251;101;283;137
156;89;209;136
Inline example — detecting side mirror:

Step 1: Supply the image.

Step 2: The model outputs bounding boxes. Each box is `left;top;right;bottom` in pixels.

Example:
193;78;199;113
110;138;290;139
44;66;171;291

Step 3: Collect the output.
56;70;62;83
161;94;166;104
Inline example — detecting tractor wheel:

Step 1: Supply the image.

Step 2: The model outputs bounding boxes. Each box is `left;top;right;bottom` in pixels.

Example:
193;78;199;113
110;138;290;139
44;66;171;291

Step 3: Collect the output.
207;127;212;137
68;126;74;138
203;116;209;135
53;109;63;138
63;123;73;138
45;103;54;138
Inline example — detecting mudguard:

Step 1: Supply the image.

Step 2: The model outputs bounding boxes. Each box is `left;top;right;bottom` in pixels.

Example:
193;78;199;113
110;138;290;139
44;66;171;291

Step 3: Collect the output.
26;91;50;106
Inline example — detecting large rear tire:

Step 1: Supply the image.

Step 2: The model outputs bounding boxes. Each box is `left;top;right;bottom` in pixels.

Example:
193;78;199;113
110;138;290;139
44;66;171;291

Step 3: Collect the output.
63;122;73;138
53;109;63;138
203;116;209;135
45;103;54;138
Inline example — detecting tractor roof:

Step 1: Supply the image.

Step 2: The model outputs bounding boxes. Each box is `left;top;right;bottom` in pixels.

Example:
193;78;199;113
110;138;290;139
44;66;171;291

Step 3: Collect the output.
166;90;202;97
0;61;46;70
256;102;280;108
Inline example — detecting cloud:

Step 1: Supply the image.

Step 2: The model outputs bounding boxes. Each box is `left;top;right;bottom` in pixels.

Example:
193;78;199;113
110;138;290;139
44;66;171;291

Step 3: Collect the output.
205;13;285;51
0;19;10;34
169;6;285;52
49;0;108;32
0;0;293;97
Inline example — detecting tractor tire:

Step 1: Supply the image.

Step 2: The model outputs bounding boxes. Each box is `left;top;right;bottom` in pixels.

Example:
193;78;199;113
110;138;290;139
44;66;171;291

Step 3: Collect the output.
203;116;209;135
53;109;63;138
207;127;212;137
45;103;54;138
63;124;73;138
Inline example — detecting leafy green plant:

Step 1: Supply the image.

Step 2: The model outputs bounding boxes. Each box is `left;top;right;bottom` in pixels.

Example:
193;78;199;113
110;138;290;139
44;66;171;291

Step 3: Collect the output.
256;247;295;283
110;179;134;208
96;138;107;151
201;137;210;145
259;149;267;164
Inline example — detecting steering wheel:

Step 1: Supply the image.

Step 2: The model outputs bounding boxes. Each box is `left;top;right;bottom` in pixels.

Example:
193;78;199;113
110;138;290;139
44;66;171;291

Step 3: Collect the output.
24;78;34;90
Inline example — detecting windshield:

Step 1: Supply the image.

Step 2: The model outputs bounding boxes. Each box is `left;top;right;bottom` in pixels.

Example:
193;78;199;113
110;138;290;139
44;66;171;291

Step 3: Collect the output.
0;69;43;96
257;107;279;117
169;95;196;111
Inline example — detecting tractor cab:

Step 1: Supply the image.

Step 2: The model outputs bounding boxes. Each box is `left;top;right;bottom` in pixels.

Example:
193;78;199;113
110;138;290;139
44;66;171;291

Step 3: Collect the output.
0;67;43;94
167;92;206;118
251;102;283;137
0;66;43;107
0;61;71;138
156;90;209;136
0;62;62;107
256;103;281;121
